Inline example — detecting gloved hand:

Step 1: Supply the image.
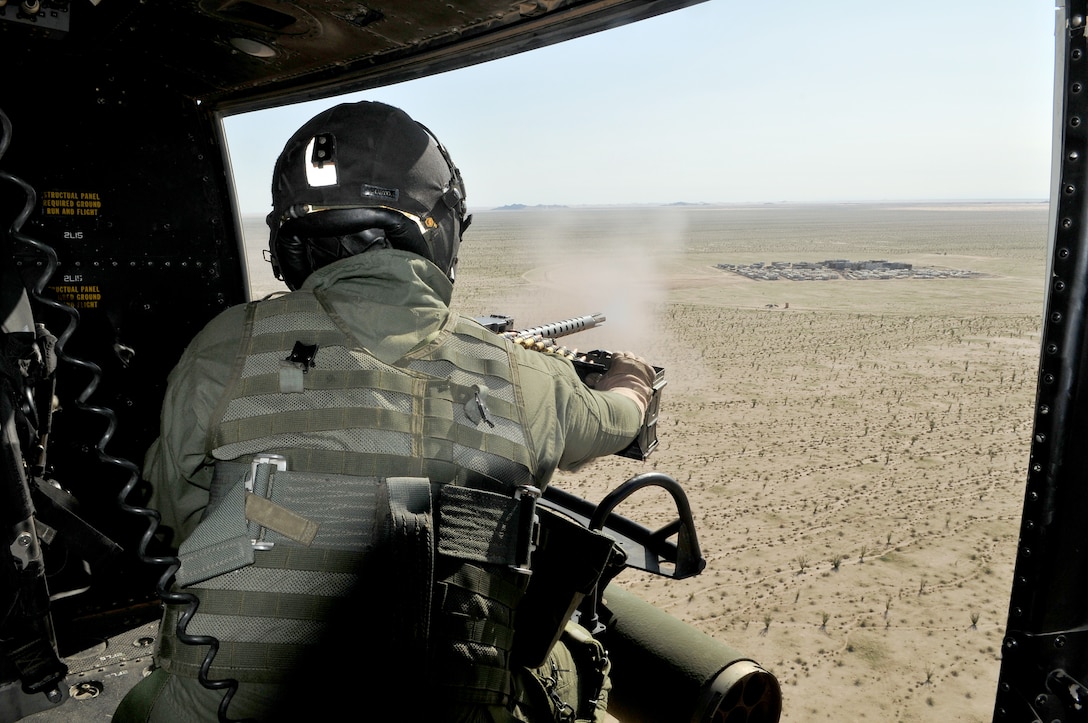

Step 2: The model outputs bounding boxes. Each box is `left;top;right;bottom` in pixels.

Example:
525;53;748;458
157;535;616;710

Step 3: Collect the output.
594;352;655;417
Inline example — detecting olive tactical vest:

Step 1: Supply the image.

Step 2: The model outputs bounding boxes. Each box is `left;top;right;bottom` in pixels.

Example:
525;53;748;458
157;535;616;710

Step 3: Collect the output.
156;289;541;708
211;290;535;486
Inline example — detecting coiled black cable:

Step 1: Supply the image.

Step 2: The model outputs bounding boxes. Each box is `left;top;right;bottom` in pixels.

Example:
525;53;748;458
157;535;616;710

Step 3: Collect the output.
0;106;245;723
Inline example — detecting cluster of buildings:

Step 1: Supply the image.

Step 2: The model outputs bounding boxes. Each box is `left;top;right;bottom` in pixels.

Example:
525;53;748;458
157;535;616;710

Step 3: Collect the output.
716;259;982;281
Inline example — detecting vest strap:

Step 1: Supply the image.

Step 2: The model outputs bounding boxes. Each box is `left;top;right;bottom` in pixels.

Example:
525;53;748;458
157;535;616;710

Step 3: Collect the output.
181;587;339;620
244;493;318;545
383;476;435;656
252;544;367;571
157;611;310;684
438;483;540;572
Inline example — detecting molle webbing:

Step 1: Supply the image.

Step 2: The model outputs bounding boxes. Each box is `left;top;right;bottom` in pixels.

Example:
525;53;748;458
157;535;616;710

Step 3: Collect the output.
158;546;366;683
162;474;440;685
163;463;540;696
431;562;525;705
157;631;307;684
208;292;534;488
430;484;544;706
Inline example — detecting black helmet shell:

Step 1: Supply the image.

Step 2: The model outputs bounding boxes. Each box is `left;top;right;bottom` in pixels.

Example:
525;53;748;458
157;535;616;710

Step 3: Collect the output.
268;101;468;288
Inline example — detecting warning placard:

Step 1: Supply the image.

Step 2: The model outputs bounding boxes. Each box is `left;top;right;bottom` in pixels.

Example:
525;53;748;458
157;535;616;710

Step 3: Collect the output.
42;190;102;217
51;284;102;309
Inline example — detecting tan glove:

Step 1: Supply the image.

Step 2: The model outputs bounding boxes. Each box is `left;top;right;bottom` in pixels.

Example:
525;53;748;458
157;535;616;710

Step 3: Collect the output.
594;352;655;417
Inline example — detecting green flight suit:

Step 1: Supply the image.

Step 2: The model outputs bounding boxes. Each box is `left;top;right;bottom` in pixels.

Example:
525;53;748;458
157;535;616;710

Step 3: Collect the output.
115;249;642;722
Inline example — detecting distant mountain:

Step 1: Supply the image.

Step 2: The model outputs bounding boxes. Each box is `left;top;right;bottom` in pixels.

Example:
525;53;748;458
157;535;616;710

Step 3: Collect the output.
489;202;716;210
491;203;569;210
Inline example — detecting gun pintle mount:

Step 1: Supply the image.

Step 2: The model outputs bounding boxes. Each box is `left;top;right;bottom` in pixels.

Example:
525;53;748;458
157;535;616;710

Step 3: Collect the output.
473;313;665;461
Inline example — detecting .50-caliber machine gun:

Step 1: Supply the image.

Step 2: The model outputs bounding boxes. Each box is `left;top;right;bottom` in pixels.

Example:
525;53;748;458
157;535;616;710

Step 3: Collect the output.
475;312;783;723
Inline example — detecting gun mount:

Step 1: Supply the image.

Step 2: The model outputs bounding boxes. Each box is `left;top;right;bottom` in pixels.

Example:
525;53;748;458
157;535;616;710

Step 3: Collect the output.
479;313;780;719
540;471;782;723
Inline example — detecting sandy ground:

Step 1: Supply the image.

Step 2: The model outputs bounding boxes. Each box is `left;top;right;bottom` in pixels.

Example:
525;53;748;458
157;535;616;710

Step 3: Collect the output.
245;204;1047;722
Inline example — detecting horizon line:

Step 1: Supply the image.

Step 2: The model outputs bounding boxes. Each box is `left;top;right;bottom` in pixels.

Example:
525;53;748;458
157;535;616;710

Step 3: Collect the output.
238;198;1049;217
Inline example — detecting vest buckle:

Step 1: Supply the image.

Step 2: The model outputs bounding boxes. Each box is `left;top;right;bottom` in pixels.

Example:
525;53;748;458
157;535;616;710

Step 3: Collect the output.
246;454;288;492
511;484;541;575
246;454;288;550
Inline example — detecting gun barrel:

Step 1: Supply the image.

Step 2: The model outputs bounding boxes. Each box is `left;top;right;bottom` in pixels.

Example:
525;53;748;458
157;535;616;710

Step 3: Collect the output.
515;313;606;340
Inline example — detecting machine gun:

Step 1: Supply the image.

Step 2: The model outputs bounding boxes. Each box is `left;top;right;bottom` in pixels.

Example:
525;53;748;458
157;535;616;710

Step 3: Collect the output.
474;313;666;461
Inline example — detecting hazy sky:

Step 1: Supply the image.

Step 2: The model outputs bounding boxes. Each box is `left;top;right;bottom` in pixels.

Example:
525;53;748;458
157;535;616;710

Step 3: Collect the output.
223;1;1057;214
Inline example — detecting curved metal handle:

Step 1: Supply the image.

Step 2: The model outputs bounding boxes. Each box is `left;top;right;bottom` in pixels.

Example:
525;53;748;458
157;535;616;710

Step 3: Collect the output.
588;471;705;579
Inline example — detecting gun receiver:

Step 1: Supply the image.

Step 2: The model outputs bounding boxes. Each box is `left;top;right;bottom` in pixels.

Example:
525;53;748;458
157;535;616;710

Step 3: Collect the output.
473;312;666;461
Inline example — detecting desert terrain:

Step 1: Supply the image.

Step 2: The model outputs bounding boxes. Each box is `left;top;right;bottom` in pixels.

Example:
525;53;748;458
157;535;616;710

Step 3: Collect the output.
246;202;1048;722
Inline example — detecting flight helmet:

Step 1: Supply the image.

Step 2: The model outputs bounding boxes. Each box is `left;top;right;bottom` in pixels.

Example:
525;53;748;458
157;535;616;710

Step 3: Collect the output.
267;101;469;290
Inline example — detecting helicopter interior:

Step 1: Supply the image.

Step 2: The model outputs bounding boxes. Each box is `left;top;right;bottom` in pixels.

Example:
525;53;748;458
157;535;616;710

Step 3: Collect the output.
1;1;1085;722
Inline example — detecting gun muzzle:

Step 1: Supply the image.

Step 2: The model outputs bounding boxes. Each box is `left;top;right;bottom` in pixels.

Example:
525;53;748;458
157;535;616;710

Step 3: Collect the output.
600;583;782;723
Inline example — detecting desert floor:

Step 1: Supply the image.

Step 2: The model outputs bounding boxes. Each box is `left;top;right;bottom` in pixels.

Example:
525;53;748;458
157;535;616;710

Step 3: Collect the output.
246;202;1048;722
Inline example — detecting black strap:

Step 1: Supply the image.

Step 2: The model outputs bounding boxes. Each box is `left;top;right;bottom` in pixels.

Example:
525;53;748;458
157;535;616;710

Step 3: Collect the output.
382;477;435;665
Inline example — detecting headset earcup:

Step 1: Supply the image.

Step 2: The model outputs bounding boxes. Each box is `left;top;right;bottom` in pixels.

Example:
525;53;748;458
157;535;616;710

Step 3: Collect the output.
273;225;313;290
273;208;433;288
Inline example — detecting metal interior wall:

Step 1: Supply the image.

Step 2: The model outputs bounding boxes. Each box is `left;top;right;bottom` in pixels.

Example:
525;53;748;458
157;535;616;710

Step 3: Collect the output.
994;1;1088;720
1;68;248;558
